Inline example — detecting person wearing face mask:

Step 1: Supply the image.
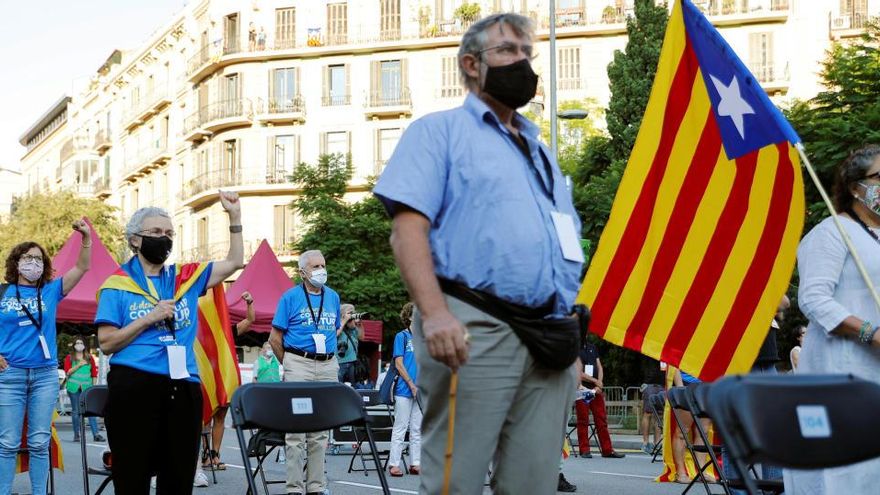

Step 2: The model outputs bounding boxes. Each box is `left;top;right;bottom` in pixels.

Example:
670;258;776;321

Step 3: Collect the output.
269;249;341;495
373;13;583;494
784;145;880;494
0;219;91;495
63;337;104;442
94;193;244;495
253;342;281;383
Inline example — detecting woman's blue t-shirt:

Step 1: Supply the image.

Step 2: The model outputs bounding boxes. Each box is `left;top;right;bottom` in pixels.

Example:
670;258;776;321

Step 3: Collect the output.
392;330;418;398
0;279;65;368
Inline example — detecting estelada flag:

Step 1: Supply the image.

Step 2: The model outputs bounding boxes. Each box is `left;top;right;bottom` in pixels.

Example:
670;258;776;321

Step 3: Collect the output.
195;284;241;424
578;0;804;381
16;411;64;473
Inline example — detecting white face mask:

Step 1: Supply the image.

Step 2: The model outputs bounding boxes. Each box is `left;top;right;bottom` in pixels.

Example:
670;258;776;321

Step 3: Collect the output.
74;343;85;352
308;268;328;288
18;259;44;282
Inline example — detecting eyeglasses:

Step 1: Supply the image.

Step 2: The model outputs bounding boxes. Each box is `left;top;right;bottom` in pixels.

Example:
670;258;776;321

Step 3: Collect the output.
20;254;43;262
137;228;176;239
478;42;537;61
863;170;880;181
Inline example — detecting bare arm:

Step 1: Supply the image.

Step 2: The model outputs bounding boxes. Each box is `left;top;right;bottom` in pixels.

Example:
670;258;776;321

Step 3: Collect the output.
98;300;174;354
595;357;604;394
208;191;245;288
831;316;880;344
356;321;365;341
235;302;256;336
673;370;684;388
269;328;285;362
395;355;417;396
791;347;800;369
390;209;468;369
62;219;91;295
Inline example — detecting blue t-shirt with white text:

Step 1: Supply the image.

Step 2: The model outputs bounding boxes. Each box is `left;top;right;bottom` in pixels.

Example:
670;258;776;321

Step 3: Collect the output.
0;279;65;368
272;285;341;354
94;264;213;381
392;330;418;398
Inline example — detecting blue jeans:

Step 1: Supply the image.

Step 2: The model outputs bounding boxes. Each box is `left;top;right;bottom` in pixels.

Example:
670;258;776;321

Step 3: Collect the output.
67;389;99;438
338;361;356;383
0;366;59;495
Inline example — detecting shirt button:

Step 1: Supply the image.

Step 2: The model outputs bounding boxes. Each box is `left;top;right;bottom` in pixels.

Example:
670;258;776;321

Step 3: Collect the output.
170;395;175;399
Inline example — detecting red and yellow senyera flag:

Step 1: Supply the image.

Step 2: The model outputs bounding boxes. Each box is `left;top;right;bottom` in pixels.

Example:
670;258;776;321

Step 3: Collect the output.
16;411;64;473
578;0;804;381
195;284;241;424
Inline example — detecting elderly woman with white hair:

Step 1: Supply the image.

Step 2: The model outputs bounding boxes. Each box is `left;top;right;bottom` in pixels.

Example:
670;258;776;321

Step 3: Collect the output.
94;191;244;494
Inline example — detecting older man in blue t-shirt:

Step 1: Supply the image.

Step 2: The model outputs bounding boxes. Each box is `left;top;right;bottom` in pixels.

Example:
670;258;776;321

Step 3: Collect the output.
269;249;340;495
373;12;583;494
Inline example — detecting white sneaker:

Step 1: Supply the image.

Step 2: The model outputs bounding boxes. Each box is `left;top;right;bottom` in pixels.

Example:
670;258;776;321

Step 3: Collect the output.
194;471;209;487
150;476;157;489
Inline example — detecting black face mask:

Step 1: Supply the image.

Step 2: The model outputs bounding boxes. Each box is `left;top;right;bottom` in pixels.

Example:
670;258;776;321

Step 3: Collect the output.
482;58;538;110
137;235;173;265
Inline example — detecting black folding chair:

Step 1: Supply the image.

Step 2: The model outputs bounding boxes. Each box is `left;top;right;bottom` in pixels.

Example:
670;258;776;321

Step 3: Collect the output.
648;392;666;463
243;428;286;495
565;401;597;457
79;385;112;495
703;374;880;495
347;389;401;475
667;387;724;495
231;382;391;495
199;427;218;484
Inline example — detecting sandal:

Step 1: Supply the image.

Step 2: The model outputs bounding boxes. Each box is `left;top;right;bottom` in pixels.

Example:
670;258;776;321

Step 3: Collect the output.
201;449;213;470
675;474;691;484
210;450;226;471
409;465;420;475
389;466;404;477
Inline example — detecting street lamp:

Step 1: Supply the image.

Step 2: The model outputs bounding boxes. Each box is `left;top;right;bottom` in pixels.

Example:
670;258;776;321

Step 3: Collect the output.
558;109;589;120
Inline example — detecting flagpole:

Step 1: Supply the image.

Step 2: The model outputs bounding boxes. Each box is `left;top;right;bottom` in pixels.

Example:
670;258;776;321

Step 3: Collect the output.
796;143;880;313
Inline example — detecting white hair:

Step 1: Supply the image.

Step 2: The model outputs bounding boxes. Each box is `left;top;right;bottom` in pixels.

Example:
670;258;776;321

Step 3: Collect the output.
458;13;534;88
125;207;171;253
298;249;324;269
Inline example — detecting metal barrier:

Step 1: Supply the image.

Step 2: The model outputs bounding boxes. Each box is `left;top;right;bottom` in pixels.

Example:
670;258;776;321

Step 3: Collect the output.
603;386;644;429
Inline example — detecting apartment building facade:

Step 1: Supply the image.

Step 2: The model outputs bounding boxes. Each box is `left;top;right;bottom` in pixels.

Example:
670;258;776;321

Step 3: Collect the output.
18;0;869;265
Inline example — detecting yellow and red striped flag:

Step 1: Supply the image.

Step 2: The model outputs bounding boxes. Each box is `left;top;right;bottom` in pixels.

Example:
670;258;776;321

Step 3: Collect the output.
195;284;241;424
16;411;64;473
578;0;804;381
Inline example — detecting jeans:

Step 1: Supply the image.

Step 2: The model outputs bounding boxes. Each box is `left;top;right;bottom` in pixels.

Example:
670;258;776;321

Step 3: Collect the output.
67;389;100;438
338;361;356;383
0;365;59;495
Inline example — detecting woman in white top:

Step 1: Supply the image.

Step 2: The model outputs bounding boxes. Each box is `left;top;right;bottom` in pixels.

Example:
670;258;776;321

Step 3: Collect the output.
784;145;880;494
789;326;805;371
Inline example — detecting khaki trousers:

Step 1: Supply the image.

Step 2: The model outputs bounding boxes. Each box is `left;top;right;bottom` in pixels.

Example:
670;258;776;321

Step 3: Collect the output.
282;353;339;494
414;296;577;495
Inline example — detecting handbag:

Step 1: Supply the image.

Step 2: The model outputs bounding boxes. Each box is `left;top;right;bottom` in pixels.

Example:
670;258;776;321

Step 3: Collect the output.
378;331;409;405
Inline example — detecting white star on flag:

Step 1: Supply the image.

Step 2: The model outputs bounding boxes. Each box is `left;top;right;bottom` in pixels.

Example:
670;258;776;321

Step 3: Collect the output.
710;74;755;139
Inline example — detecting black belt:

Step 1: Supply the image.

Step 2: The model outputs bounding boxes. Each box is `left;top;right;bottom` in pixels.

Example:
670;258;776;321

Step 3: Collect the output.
284;347;335;361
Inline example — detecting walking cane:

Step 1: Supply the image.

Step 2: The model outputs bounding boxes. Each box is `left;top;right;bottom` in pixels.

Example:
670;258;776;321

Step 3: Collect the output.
441;371;459;495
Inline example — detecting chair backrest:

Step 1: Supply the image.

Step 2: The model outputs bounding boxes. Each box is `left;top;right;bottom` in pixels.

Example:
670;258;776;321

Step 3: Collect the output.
666;387;691;412
705;374;880;470
358;389;383;408
80;385;109;418
231;382;368;433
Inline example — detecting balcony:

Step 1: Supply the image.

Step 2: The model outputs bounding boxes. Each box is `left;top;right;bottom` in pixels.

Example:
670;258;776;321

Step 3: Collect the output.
364;88;412;118
92;176;111;199
93;129;112;154
183;99;252;141
558;78;583;92
831;13;876;38
256;95;306;124
59;137;90;164
178;167;293;207
187;44;213;78
322;94;351;106
749;62;790;93
122;85;171;131
180;239;262;264
72;182;95;197
436;87;465;99
121;137;171;182
693;0;790;26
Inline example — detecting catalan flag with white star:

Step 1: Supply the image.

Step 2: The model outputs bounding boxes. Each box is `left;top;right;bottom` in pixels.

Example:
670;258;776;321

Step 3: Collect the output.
577;0;804;381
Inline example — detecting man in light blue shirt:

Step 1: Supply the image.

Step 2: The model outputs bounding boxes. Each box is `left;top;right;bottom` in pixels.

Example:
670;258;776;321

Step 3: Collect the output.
374;12;582;495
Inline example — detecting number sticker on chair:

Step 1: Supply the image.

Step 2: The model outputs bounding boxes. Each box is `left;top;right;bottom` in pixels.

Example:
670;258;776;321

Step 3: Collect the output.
363;396;370;402
796;405;831;438
291;398;314;415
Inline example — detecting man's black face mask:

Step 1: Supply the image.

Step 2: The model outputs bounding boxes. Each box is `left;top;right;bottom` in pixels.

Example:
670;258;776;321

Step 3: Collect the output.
482;58;538;110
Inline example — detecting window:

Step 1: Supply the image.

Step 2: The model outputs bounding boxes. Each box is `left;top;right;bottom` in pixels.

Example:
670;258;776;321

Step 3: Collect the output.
374;128;402;174
273;205;296;254
370;59;408;106
271;68;300;112
222;139;239;185
275;7;296;49
380;0;401;40
558;47;581;91
749;32;774;82
323;64;349;106
493;0;527;13
327;3;347;45
222;74;241;118
436;0;463;22
840;0;868;27
321;131;351;156
440;56;463;98
271;134;300;181
197;217;209;253
224;13;240;54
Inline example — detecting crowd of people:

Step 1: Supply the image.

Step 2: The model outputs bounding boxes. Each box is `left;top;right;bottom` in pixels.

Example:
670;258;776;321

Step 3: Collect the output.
1;10;879;495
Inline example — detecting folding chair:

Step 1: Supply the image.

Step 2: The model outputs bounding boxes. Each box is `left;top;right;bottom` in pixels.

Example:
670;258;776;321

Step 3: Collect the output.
703;374;880;495
80;385;112;495
565;401;597;457
199;427;218;484
243;428;287;495
648;392;666;463
231;382;391;495
667;387;724;495
347;389;402;475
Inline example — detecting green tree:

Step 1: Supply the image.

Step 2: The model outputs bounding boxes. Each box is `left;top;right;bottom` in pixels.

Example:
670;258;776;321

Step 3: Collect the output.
0;190;125;262
291;154;410;345
523;98;604;175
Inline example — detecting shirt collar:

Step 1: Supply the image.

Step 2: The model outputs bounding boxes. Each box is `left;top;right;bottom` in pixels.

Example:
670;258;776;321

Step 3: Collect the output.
463;92;540;140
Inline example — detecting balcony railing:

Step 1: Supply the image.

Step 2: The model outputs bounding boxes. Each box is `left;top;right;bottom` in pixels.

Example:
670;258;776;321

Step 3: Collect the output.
187;44;213;76
322;94;351;106
178;167;280;202
748;62;790;84
379;28;401;41
92;175;111;196
72;183;95;196
123;137;169;178
274;38;296;50
180;239;262;264
437;87;465;99
93;129;112;153
184;99;251;137
262;95;305;114
122;85;170;128
831;13;874;30
224;38;241;56
558;78;583;91
59;137;90;164
367;88;412;108
325;32;348;46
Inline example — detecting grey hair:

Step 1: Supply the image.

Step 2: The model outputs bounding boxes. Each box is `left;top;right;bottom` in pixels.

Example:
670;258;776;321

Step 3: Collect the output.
340;303;355;314
298;249;324;269
125;206;171;253
834;144;880;212
458;13;535;89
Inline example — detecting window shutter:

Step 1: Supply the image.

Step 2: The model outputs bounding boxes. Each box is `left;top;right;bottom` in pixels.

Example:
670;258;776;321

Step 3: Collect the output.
274;205;284;248
373;128;380;173
401;58;409;99
370;60;380;104
344;63;351;102
346;131;352;155
319;132;327;156
295;67;301;98
295;135;301;166
322;66;330;102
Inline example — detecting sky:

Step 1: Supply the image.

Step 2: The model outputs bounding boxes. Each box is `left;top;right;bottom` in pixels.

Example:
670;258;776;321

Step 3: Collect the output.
0;0;186;170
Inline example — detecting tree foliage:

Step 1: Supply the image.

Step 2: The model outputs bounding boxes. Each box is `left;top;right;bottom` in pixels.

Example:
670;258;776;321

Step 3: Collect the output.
291;154;409;346
0;190;125;262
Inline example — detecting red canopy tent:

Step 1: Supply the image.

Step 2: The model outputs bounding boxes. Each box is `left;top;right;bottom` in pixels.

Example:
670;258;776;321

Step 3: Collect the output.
225;240;294;332
52;219;120;323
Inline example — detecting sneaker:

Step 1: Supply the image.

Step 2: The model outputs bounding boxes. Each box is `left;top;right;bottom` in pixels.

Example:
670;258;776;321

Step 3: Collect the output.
94;434;106;442
73;433;80;443
150;476;157;489
194;471;209;487
602;451;626;458
642;443;653;454
557;473;577;492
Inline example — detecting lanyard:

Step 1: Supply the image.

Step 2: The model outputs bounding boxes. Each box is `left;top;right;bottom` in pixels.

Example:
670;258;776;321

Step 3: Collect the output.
15;284;43;332
302;285;324;332
506;132;556;207
847;208;880;244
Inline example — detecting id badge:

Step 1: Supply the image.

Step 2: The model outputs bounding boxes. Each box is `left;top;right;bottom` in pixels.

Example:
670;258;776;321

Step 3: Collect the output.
312;334;327;354
584;364;594;377
167;345;190;379
38;335;51;359
550;211;585;263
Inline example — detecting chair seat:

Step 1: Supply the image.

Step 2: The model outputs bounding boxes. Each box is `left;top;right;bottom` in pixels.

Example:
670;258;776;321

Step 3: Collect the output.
693;444;723;454
728;478;784;492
